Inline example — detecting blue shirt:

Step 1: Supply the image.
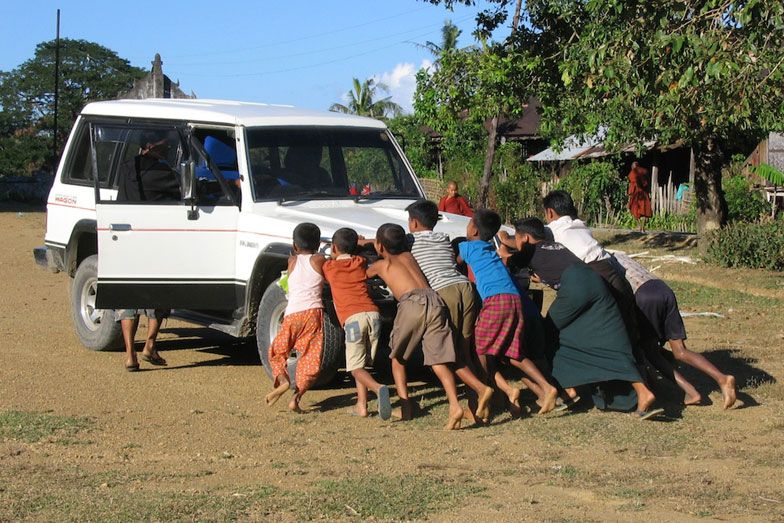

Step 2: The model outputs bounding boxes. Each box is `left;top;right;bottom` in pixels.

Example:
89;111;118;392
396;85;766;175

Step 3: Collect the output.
458;240;519;301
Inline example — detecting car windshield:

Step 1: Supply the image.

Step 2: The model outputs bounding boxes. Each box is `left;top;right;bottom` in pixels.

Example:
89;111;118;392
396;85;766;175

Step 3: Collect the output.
246;127;421;201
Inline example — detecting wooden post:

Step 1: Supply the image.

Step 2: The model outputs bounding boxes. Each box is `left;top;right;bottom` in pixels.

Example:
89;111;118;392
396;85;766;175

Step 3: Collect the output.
688;148;695;185
52;9;60;171
651;165;659;213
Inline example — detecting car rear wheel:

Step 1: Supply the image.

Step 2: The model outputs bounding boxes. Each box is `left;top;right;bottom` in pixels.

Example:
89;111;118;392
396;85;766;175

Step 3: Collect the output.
70;255;123;351
256;278;342;388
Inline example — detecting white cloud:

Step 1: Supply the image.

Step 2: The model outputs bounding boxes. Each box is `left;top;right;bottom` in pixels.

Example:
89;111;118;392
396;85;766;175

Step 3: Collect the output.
373;59;432;115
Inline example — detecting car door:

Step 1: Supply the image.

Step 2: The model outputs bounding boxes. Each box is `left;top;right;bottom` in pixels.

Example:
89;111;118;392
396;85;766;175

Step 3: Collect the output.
94;121;242;310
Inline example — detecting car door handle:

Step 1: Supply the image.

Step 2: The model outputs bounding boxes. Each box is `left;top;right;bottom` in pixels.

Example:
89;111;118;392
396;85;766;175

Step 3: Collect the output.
109;223;132;232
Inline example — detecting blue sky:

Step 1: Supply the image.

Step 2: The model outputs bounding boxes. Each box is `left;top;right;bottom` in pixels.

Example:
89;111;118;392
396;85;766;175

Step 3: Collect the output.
1;0;498;113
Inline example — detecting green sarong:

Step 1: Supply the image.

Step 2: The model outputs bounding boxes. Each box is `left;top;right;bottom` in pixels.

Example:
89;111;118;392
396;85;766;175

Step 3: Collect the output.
547;263;642;411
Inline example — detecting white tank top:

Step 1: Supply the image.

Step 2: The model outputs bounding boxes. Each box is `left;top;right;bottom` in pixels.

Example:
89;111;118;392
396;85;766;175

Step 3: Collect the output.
285;254;324;316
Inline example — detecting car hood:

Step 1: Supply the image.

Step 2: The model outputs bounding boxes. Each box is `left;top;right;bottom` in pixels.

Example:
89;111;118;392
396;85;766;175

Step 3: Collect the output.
264;199;471;240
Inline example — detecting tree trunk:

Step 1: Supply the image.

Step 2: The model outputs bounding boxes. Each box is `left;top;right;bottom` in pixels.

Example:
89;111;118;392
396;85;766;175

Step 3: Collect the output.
511;0;523;33
692;138;727;244
478;115;499;208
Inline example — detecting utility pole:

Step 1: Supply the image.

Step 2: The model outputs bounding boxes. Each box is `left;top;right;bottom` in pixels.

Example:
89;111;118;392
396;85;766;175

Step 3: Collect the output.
53;9;60;172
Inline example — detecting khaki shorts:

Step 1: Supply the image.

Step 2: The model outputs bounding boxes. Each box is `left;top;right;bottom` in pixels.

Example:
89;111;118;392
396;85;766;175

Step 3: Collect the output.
115;309;170;321
389;288;456;366
436;282;478;358
344;311;381;372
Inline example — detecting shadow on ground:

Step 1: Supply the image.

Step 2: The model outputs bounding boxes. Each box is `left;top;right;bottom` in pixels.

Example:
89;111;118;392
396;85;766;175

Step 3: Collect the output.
656;347;775;410
598;230;699;251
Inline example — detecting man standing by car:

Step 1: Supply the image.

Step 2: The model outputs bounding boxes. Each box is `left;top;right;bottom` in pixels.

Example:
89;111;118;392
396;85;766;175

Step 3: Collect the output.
115;130;180;370
117;130;181;202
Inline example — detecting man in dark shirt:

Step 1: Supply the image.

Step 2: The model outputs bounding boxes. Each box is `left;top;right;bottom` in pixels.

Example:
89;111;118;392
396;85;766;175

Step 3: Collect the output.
500;217;663;419
117;131;181;202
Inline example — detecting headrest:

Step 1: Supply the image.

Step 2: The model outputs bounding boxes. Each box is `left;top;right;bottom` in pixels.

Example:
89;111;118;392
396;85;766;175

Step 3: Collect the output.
204;136;237;168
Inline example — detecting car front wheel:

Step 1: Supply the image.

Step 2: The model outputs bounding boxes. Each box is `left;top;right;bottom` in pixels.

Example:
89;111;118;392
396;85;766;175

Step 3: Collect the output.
256;279;342;388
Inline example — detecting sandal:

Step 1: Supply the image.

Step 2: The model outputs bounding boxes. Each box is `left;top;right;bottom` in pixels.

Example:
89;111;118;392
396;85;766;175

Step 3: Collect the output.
141;353;167;366
635;407;665;421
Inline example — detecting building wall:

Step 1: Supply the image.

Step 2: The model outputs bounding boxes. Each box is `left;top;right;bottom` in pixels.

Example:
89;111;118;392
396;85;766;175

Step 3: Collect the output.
121;53;194;100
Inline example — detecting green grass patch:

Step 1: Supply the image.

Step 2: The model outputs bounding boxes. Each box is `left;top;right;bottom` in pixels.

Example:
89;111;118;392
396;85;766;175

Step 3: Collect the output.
0;462;480;522
0;410;93;443
667;280;783;310
303;474;483;520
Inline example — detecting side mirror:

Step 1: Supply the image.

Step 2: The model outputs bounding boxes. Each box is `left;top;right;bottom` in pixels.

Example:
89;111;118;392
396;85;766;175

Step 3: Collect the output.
179;160;199;220
179;160;196;202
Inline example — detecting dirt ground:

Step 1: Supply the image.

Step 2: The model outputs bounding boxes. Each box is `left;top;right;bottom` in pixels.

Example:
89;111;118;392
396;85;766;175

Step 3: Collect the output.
1;208;783;522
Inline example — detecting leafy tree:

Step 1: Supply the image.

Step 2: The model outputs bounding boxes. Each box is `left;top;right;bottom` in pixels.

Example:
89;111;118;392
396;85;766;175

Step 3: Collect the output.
329;78;403;119
0;38;146;175
414;0;537;206
530;0;784;235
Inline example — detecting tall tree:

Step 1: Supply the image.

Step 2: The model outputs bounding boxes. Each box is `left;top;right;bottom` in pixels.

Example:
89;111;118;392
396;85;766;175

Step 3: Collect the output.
0;38;145;175
530;0;784;235
419;19;463;56
416;0;532;207
329;78;403;119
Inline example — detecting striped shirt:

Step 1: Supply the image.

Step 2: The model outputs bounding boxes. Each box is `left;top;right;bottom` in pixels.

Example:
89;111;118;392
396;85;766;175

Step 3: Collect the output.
407;231;469;291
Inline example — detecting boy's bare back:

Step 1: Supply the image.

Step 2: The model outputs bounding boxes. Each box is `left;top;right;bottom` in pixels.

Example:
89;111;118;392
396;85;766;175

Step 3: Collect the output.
368;252;429;300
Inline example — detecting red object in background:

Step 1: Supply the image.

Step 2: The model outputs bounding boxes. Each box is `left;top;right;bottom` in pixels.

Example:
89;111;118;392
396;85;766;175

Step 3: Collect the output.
438;195;474;217
361;183;372;195
349;184;358;196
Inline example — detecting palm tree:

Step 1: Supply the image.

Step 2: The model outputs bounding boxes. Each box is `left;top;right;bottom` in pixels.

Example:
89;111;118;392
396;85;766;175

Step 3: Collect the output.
329;78;403;119
420;19;462;56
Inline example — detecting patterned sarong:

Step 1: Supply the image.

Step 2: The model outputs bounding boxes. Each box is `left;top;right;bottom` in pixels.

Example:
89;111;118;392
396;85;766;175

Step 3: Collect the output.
269;308;323;393
474;293;524;361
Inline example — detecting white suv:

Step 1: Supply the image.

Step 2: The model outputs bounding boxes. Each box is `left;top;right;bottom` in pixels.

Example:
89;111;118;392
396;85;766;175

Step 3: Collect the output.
34;99;470;384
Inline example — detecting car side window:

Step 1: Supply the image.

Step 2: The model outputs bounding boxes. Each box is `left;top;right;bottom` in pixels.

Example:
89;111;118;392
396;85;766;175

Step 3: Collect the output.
96;124;185;204
63;126;92;184
63;123;119;188
191;128;240;206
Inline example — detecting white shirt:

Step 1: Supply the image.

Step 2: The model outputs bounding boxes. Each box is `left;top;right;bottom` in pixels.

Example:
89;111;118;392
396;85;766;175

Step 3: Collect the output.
546;215;609;264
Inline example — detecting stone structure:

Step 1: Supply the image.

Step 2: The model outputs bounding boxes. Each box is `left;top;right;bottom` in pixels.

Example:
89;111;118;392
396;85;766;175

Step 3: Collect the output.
121;54;195;99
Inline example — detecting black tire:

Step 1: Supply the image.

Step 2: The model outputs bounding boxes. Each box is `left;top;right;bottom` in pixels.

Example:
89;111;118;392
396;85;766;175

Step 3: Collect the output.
69;254;123;351
255;279;342;388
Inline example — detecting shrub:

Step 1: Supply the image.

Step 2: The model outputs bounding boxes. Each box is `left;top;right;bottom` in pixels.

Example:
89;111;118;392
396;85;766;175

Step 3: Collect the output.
555;161;627;224
705;219;784;271
723;174;767;222
492;160;548;223
612;205;697;233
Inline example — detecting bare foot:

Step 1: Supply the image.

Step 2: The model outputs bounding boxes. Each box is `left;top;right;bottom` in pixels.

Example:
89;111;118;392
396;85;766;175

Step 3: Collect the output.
353;404;369;417
537;386;559;415
507;388;522;418
444;406;463;430
637;388;656;413
265;380;290;406
684;392;702;406
462;407;484;426
476;386;494;421
721;375;738;410
288;394;303;413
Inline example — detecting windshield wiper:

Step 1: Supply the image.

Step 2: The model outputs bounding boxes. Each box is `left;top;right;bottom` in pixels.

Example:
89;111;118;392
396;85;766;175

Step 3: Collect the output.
354;191;418;202
277;190;342;204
